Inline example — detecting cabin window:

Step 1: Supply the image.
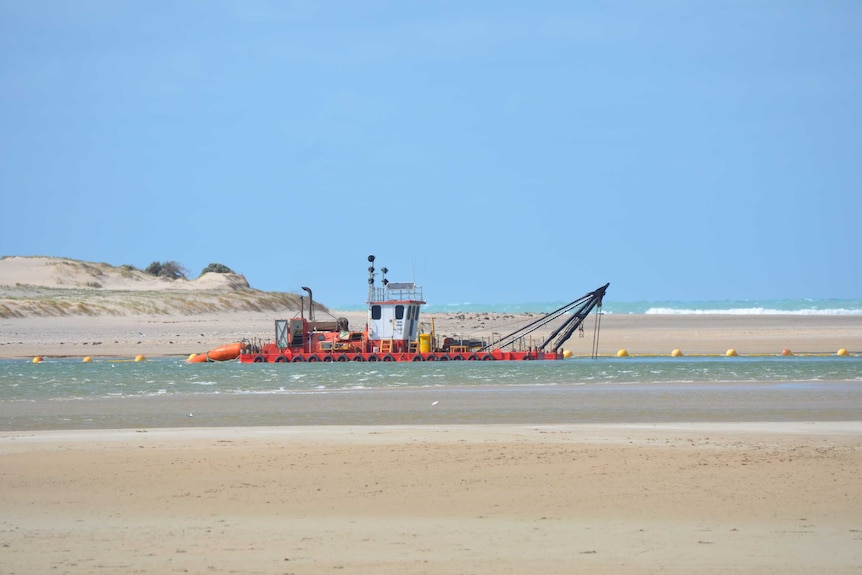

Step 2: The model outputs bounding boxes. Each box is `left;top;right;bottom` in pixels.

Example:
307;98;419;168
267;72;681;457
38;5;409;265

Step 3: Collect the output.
395;305;404;320
371;305;381;320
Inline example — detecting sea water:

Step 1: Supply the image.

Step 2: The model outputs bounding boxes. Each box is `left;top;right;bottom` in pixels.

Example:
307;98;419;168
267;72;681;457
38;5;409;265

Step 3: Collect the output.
2;355;861;431
3;356;862;401
374;298;862;315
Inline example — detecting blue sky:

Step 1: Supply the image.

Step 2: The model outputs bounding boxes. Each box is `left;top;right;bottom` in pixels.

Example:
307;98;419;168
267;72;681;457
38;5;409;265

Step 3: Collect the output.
2;1;860;307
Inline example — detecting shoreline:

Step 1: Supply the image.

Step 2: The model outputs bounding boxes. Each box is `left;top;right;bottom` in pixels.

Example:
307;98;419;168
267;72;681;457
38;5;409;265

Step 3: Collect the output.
3;311;862;360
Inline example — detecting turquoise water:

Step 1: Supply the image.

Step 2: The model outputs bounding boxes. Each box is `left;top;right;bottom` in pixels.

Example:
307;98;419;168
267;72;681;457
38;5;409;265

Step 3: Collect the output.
3;355;861;402
2;356;861;430
332;298;862;315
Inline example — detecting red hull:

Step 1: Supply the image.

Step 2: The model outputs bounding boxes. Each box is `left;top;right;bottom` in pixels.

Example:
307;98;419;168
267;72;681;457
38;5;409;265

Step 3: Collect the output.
237;347;560;363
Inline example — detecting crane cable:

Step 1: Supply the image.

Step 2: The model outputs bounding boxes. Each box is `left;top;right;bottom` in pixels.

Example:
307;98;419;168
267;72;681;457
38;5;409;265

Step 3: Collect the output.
591;305;603;359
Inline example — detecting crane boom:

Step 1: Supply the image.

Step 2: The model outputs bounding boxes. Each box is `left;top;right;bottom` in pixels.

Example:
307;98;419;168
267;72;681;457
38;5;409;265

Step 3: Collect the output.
483;283;609;354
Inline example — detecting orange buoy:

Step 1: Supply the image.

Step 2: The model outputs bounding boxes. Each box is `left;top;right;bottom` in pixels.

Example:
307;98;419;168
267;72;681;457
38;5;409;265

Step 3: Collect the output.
186;342;242;363
32;355;43;363
134;354;146;362
206;342;242;361
780;349;793;356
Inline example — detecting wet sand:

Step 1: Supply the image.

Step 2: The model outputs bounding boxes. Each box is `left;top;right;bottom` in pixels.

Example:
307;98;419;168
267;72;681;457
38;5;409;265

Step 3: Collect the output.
3;382;862;432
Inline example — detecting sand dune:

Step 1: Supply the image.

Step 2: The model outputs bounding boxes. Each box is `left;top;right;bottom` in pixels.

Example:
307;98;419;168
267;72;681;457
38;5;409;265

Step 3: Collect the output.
0;256;304;319
0;255;252;291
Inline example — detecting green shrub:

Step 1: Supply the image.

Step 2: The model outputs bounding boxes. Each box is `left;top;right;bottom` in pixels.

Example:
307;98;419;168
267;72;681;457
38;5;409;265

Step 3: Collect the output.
201;263;235;275
145;260;188;280
144;261;162;276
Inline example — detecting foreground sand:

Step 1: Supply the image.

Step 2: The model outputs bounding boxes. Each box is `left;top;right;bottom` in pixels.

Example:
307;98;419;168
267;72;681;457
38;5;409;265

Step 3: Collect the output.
3;311;862;359
1;423;860;574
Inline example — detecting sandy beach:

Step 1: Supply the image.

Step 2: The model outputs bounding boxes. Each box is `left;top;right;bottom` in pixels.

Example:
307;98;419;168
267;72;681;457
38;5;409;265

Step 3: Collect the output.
2;423;861;574
3;257;862;573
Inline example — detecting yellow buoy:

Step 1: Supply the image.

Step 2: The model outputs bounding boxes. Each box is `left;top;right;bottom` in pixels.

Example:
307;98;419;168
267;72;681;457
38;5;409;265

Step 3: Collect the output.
32;355;43;363
837;348;848;356
134;354;146;362
780;348;793;356
562;349;573;359
670;349;682;357
188;353;198;361
725;348;738;357
616;349;628;357
82;356;92;363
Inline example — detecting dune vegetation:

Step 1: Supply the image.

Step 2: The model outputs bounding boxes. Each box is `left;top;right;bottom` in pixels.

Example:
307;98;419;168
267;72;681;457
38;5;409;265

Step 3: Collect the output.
0;256;309;319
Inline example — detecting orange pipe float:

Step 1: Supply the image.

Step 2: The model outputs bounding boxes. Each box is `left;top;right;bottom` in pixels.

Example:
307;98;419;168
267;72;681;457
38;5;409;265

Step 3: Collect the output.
187;342;242;363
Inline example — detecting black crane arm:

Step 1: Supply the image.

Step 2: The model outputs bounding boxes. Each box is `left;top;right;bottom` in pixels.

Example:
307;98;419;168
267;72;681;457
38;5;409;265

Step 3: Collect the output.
541;282;609;353
483;283;609;353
